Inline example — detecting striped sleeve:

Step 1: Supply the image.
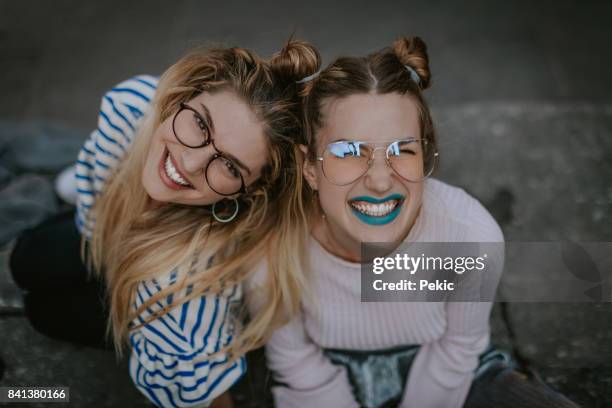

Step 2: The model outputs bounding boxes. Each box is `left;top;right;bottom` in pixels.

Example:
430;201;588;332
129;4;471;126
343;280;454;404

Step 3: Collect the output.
129;271;246;408
75;74;159;238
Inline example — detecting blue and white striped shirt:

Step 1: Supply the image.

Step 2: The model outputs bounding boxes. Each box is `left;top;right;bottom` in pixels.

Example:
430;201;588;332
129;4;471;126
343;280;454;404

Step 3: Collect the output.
75;75;246;407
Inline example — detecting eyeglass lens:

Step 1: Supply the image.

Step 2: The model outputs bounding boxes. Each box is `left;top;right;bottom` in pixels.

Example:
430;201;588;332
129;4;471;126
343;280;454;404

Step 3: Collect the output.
321;140;436;185
174;106;244;195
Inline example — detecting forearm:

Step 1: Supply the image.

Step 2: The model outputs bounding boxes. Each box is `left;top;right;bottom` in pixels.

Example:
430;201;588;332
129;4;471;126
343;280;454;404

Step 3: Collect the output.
129;279;245;408
129;331;245;408
399;331;488;408
265;319;359;408
400;300;492;408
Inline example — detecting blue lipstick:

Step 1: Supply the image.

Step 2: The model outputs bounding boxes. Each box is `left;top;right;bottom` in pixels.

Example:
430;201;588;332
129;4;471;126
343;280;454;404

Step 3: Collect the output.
349;194;405;226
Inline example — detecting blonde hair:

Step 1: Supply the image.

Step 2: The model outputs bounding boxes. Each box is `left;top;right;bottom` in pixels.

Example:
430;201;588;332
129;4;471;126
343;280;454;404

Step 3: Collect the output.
87;42;321;359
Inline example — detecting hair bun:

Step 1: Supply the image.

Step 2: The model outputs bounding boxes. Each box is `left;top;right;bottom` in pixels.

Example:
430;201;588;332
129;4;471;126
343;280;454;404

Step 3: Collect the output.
393;36;431;89
269;39;321;87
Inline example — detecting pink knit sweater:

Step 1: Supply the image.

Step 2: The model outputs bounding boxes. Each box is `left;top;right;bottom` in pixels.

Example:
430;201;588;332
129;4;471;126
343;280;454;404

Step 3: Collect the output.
246;179;505;408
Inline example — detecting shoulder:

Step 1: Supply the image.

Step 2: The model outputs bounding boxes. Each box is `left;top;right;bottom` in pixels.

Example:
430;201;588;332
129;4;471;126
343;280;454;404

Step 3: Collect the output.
94;74;160;146
107;75;159;98
421;178;504;243
243;259;269;292
242;259;271;315
74;75;160;236
102;75;159;119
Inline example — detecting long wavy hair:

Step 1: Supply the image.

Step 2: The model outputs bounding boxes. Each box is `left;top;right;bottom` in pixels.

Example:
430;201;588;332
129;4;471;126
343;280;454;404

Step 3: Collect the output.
87;41;321;358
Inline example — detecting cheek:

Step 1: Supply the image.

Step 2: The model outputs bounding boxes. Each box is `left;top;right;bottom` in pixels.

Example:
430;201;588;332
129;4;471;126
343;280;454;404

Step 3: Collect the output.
145;123;168;162
144;141;164;181
151;116;175;147
404;184;424;217
141;132;170;200
316;178;349;215
156;121;173;144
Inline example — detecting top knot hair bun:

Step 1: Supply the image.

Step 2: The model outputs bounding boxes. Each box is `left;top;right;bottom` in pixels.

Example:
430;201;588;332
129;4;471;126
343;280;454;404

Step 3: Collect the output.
269;39;321;88
393;36;431;90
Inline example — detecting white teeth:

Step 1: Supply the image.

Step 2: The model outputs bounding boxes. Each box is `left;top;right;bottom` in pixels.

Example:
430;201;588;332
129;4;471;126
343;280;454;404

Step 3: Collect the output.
165;153;191;186
350;199;399;217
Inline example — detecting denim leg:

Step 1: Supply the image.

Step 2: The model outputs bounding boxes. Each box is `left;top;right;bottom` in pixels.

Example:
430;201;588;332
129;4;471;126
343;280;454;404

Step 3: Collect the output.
464;360;581;408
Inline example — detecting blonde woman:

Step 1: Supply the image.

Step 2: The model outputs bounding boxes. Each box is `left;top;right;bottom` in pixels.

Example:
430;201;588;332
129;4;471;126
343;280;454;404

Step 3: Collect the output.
246;38;580;407
10;41;320;407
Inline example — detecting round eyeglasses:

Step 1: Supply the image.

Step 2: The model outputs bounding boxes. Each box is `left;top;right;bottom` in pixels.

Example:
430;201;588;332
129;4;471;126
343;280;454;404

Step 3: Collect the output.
317;139;439;186
172;102;247;196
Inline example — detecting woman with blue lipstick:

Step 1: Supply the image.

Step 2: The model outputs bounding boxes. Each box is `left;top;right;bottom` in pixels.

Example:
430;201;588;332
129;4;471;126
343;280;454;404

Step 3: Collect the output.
246;37;579;407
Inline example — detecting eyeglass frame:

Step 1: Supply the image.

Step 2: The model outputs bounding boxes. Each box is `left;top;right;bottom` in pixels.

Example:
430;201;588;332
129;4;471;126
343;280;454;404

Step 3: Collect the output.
171;102;247;196
315;138;440;186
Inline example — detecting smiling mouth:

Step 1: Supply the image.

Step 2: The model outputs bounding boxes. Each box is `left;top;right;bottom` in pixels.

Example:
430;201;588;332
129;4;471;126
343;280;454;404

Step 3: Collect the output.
349;197;403;217
163;149;194;188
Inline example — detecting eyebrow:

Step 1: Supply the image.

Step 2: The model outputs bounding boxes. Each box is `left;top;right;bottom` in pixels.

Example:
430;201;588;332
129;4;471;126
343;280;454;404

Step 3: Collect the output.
199;102;252;176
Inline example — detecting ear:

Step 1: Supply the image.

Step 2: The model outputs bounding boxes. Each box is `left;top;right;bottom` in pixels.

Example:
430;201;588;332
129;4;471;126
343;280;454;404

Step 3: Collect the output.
299;144;319;191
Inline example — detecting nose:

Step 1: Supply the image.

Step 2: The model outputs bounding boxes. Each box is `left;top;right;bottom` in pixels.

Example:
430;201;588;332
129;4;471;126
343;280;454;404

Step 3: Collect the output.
179;144;215;175
363;148;393;193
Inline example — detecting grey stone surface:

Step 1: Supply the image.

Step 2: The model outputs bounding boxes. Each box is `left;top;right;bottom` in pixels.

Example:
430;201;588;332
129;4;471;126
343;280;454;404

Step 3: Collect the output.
0;316;153;407
434;102;612;242
0;248;23;309
0;174;58;247
1;1;612;129
0;166;14;190
489;303;512;352
0;122;85;174
505;303;612;407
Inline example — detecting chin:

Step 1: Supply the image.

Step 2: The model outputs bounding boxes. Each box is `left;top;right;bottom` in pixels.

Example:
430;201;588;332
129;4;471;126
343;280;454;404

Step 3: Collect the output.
144;186;169;204
348;208;414;244
357;228;403;244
